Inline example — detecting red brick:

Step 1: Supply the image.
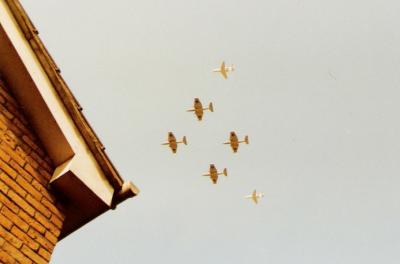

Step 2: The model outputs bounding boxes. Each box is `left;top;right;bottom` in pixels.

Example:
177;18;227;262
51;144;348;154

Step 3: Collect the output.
9;159;33;182
0;75;64;263
16;175;42;201
0;191;19;214
24;163;45;184
34;146;46;159
0;147;11;162
40;159;53;174
12;110;29;127
25;155;39;169
42;197;64;220
0;178;9;194
21;245;47;264
38;167;52;180
12;109;28;127
6;101;23;118
2;130;18;148
22;135;39;152
15;145;28;159
11;226;40;251
8;190;35;216
0;84;18;107
0;114;11;127
0;118;7;131
41;162;53;174
44;156;52;166
0;158;18;178
0;251;17;264
0;104;15;120
32;179;55;202
0;225;23;248
0;172;27;197
18;210;46;234
12;116;32;135
17;141;32;155
50;214;63;229
34;212;60;237
1;241;32;264
1;141;26;166
1;205;29;232
21;132;38;146
38;247;51;261
0;211;13;230
26;195;51;218
44;230;57;245
0;114;21;137
30;150;52;171
27;228;55;251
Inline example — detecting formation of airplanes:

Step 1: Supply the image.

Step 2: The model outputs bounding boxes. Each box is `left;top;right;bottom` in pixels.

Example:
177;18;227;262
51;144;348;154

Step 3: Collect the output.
162;61;263;205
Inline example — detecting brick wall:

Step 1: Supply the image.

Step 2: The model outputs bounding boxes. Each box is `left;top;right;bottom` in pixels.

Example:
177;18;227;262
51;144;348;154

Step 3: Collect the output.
0;78;65;263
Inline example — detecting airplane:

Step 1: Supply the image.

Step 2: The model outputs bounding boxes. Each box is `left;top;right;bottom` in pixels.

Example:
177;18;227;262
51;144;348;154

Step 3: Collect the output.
162;132;187;153
245;190;264;204
202;164;227;184
224;131;249;153
213;61;235;79
187;98;214;121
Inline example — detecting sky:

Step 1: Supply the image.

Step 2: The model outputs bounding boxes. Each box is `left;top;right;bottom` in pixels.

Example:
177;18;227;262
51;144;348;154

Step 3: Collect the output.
19;0;400;263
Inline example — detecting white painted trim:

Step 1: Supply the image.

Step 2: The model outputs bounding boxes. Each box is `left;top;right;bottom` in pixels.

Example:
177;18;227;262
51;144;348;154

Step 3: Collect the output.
0;1;113;205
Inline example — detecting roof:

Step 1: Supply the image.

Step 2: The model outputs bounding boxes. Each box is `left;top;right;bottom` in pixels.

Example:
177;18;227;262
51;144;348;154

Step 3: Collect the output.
2;0;139;237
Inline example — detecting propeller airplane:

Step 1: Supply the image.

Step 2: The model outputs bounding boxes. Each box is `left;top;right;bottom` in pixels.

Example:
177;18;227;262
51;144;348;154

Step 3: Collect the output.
202;164;228;184
187;98;214;121
162;132;187;153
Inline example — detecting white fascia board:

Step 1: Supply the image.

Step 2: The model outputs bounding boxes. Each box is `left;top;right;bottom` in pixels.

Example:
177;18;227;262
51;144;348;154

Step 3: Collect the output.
0;1;114;205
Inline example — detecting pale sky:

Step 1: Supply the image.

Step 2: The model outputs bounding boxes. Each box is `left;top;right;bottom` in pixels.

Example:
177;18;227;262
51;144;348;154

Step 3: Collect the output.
20;1;400;263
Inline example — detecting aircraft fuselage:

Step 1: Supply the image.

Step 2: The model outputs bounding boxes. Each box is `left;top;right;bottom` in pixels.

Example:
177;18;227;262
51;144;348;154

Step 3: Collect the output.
229;132;239;152
168;134;177;153
193;100;204;121
209;165;218;184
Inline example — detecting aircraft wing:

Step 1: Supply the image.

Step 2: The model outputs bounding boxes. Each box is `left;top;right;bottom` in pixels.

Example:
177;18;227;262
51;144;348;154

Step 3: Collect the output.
220;69;228;79
220;61;228;79
252;190;258;204
220;61;225;71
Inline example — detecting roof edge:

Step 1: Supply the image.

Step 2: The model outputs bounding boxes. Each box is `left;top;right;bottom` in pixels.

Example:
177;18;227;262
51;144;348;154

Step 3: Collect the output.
4;0;131;195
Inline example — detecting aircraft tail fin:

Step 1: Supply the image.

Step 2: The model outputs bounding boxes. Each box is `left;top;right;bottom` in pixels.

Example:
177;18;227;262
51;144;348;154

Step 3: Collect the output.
239;136;249;144
208;102;214;112
222;168;228;176
182;136;187;145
